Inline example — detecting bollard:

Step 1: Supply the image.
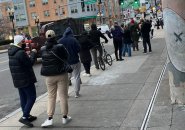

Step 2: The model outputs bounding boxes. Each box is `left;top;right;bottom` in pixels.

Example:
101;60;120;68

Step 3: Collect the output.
163;0;185;104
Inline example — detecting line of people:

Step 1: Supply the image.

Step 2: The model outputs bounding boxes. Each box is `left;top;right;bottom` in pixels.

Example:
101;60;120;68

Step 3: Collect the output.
7;24;108;127
7;18;154;127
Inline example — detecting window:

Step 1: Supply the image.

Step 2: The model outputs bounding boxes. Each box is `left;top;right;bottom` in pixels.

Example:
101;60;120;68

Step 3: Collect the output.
42;0;48;5
55;9;58;16
87;5;90;11
29;0;35;7
14;3;24;10
44;10;50;17
19;14;26;21
91;4;93;11
81;1;85;12
70;6;78;14
61;8;65;14
93;4;96;11
31;12;37;19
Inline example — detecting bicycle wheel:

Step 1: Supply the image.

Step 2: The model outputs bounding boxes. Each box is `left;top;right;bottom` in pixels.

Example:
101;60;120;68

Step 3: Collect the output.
106;54;113;66
98;58;105;70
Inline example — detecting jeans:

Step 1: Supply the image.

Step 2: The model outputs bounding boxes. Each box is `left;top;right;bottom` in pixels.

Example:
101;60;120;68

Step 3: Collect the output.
18;84;36;118
122;44;131;57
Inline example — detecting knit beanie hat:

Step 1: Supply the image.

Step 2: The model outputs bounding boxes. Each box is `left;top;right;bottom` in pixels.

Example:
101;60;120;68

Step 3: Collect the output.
14;35;24;46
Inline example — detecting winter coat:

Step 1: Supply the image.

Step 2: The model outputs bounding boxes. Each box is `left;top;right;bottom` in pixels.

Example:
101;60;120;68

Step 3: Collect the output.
58;27;80;65
129;23;139;41
8;45;37;88
111;25;124;40
89;24;108;46
40;38;69;76
141;21;151;38
78;32;93;63
123;29;133;44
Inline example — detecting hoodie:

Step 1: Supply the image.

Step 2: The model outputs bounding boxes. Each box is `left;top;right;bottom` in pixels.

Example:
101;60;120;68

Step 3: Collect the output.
58;27;80;65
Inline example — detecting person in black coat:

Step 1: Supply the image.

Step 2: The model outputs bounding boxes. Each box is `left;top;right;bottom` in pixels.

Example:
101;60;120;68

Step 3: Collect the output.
141;20;152;53
8;35;37;127
89;24;108;69
40;30;72;127
78;31;94;76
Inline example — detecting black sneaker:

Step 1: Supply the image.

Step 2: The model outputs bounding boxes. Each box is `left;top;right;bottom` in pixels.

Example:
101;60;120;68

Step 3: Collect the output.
19;117;33;127
28;115;37;122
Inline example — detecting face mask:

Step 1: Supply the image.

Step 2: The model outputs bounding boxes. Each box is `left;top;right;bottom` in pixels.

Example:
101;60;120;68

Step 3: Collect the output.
21;44;26;49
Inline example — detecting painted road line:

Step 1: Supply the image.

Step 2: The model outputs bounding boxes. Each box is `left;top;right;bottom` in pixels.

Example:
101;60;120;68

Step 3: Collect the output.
140;59;168;130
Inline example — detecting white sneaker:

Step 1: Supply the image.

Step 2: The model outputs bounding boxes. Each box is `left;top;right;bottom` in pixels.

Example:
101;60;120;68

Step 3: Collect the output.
41;119;53;127
86;74;91;77
62;116;72;124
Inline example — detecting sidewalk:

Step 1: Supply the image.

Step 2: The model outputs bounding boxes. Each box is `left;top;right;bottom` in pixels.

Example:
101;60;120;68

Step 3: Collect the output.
0;29;177;130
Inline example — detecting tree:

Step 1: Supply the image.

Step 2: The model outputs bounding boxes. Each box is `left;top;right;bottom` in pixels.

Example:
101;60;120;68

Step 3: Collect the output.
0;16;12;40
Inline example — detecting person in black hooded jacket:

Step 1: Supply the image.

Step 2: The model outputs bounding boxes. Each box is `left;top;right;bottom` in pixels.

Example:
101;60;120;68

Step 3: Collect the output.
40;30;72;127
89;24;108;69
8;35;37;127
78;31;94;76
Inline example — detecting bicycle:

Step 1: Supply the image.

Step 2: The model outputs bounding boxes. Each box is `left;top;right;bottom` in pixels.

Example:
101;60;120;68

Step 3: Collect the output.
97;42;113;70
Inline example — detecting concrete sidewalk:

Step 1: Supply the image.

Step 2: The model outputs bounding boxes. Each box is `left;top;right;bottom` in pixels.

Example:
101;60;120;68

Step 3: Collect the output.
0;29;179;130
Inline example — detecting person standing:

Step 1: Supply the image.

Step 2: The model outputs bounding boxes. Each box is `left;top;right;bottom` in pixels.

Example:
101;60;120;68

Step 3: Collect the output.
58;27;81;98
156;18;160;29
151;19;156;38
8;35;37;127
89;24;108;69
41;30;72;127
111;21;124;61
160;18;164;29
78;31;94;76
141;20;152;53
129;19;139;51
122;25;132;57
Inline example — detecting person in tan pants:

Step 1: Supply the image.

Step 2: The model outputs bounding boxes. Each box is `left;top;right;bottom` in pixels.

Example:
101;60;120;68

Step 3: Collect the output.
40;30;72;127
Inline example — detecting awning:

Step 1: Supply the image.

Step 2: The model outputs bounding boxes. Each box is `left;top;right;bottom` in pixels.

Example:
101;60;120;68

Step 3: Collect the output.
78;16;97;20
84;0;97;5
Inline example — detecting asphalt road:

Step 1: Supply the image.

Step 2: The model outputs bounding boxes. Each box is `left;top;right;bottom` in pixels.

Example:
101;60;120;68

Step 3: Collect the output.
0;42;114;119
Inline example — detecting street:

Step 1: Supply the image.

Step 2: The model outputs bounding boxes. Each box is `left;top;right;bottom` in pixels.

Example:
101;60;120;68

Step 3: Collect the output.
0;40;114;120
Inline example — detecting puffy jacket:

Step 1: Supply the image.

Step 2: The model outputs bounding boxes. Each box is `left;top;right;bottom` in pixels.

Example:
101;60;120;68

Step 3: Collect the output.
58;27;80;65
8;45;37;88
40;38;69;76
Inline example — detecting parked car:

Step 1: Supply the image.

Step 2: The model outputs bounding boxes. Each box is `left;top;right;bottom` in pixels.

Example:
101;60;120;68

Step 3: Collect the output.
97;24;110;34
